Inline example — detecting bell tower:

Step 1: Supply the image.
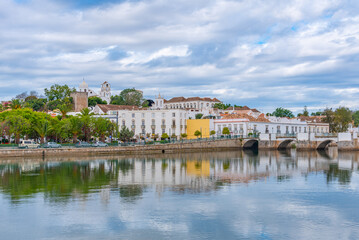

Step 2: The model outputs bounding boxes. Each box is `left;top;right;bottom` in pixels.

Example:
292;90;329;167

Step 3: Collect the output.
100;81;111;104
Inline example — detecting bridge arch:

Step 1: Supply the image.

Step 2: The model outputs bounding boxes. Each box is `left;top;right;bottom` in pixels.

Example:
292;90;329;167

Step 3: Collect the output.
243;139;258;150
277;139;294;150
317;140;336;150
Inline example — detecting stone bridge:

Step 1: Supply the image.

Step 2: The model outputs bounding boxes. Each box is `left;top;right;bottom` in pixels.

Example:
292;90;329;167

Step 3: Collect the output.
242;132;359;150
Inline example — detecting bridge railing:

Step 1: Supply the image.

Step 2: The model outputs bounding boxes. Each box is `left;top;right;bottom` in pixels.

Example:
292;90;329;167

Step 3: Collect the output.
276;133;297;138
314;133;337;137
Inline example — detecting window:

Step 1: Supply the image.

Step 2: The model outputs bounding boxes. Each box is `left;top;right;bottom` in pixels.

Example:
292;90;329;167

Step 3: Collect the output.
122;120;125;126
286;126;289;134
162;119;165;125
172;112;175;117
142;113;145;118
265;125;269;133
142;120;145;125
254;125;257;132
162;128;165;134
162;113;165;118
122;113;125;118
152;113;155;118
277;126;281;133
304;127;307;133
299;127;301;133
172;120;176;127
291;126;294;133
152;119;155;125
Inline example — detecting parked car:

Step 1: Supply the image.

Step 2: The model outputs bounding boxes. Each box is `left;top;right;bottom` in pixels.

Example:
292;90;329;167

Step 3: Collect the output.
75;141;92;148
42;142;62;148
18;140;40;149
92;141;108;147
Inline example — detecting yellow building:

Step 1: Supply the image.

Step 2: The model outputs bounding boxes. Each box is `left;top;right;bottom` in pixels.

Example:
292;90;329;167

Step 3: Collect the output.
186;119;211;139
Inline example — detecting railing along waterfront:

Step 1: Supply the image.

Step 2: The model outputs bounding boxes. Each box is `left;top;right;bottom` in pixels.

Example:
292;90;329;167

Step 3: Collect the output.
276;133;297;138
314;133;338;137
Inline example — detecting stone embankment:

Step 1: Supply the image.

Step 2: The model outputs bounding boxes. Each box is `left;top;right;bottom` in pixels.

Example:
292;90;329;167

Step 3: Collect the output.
1;133;359;158
0;139;242;158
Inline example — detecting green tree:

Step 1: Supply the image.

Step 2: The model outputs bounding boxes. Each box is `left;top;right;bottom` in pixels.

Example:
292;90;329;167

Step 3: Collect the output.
161;133;169;139
79;108;93;141
181;133;187;139
195;113;203;119
44;84;75;101
210;130;216;136
10;99;23;109
323;107;352;133
24;98;47;111
222;127;230;135
88;96;107;107
298;106;309;117
213;103;231;110
67;117;83;143
119;126;134;142
194;130;202;138
111;88;144;106
58;97;73;118
4;115;30;144
352;111;359;126
33;119;49;144
92;117;113;142
334;107;352;132
272;107;294;118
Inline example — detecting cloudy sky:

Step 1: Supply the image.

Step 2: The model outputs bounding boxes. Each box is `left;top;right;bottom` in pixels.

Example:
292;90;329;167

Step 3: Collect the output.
1;0;359;113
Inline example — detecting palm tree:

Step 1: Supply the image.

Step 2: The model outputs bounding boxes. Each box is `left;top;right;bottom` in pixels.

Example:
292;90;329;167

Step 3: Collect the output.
68;117;83;143
33;119;49;144
10;99;23;110
80;108;93;142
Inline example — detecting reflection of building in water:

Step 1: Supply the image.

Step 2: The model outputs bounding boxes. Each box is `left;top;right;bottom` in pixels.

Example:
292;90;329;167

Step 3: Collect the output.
186;161;210;176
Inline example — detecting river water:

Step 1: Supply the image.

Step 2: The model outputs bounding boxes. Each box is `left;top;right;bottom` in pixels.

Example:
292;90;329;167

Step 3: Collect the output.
0;149;359;240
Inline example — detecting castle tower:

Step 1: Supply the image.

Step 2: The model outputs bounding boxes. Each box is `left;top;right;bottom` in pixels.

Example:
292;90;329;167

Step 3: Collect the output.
100;81;111;104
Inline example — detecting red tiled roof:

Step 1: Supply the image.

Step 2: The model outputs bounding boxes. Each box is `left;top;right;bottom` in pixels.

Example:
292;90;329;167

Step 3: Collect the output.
222;113;270;122
297;116;325;123
164;97;221;103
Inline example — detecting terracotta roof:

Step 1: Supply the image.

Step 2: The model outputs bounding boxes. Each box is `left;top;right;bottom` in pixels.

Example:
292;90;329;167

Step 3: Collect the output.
297;116;325;123
251;108;260;113
222;113;270;122
164;97;221;103
96;104;140;113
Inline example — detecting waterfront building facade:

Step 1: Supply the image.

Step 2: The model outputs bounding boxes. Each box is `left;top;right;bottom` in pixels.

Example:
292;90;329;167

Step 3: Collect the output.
94;104;188;138
152;95;221;118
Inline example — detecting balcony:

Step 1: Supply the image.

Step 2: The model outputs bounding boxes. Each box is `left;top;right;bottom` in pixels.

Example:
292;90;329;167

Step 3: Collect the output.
171;125;176;128
131;125;135;129
161;125;166;129
141;125;145;129
151;125;156;129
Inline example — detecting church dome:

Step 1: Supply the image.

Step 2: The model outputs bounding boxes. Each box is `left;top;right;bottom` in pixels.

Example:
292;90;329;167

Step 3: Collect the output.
79;80;88;89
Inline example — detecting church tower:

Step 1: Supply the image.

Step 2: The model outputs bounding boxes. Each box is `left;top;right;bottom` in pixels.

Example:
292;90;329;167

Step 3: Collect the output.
154;93;164;109
100;81;111;104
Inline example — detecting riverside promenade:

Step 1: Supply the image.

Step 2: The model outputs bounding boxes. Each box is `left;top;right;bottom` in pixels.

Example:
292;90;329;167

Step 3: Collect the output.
1;132;359;158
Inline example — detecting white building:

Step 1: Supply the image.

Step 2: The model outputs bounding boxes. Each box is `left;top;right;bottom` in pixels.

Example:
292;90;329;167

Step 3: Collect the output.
152;94;221;119
213;113;325;137
78;80;111;104
94;104;188;137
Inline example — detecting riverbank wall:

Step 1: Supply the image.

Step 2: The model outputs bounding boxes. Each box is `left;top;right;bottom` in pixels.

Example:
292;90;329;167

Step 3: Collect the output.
1;136;359;158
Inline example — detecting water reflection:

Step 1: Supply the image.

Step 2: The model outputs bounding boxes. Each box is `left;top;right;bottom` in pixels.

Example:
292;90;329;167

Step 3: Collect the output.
1;150;359;239
0;149;358;202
